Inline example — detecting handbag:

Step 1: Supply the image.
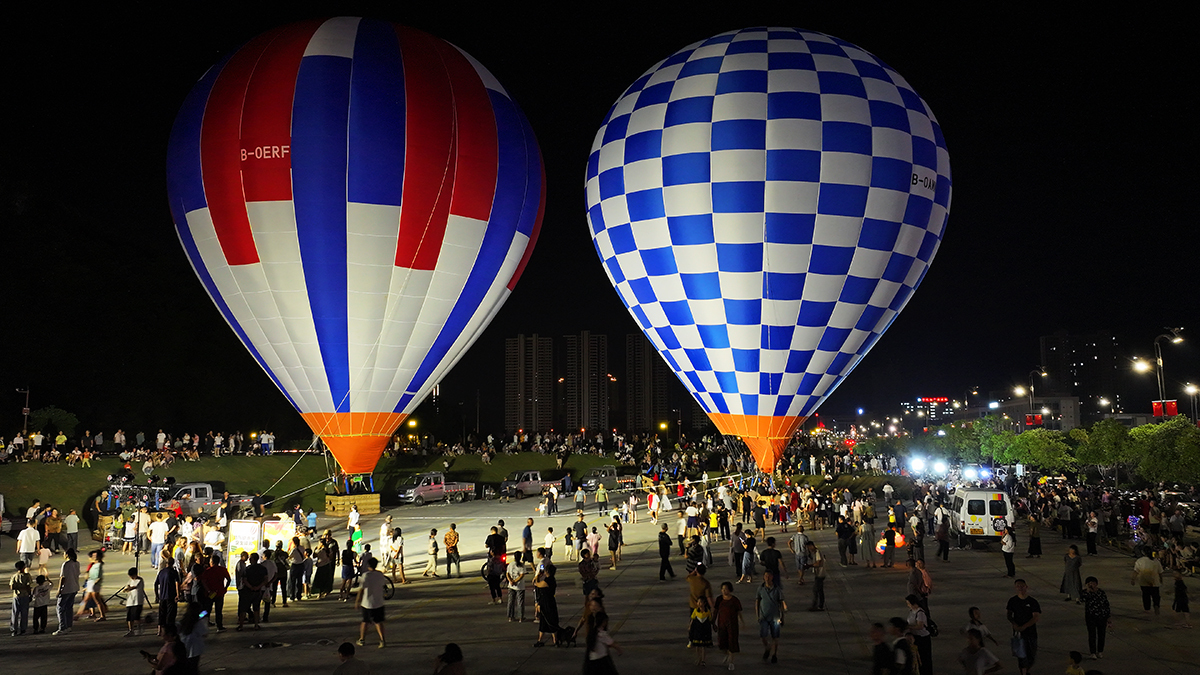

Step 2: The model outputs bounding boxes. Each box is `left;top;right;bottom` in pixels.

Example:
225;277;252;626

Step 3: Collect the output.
1010;631;1026;658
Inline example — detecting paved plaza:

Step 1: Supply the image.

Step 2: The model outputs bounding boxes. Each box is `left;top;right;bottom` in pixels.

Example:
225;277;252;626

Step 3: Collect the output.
3;496;1196;674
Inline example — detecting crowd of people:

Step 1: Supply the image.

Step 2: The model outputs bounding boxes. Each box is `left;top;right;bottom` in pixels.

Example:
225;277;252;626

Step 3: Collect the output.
7;444;1195;674
0;428;282;465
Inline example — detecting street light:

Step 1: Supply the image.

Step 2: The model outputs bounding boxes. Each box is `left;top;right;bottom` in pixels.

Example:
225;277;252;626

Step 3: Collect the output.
1153;327;1185;417
1185;383;1199;421
15;388;29;433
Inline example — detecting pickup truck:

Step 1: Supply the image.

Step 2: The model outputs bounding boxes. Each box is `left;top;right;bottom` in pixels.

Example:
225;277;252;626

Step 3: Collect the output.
166;483;256;519
396;472;476;506
500;470;567;499
580;465;637;492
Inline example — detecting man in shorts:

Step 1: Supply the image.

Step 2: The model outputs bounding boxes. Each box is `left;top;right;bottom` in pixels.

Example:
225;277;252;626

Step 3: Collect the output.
355;558;387;648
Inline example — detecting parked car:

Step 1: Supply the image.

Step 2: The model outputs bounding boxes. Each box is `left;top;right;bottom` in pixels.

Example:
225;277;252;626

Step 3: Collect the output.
396;472;476;506
166;483;256;518
580;465;637;492
500;470;567;499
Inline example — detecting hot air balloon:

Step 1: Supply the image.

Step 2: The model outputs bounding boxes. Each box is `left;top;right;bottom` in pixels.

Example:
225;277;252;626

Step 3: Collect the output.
166;18;544;475
585;28;950;473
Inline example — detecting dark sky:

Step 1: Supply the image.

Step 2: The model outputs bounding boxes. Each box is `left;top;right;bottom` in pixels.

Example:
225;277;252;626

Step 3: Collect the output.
3;4;1196;440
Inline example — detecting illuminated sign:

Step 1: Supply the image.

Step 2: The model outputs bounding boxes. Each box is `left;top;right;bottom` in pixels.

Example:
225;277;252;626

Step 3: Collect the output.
916;397;949;403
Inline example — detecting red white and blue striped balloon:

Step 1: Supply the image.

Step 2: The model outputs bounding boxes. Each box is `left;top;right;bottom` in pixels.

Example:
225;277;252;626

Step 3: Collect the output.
166;18;544;474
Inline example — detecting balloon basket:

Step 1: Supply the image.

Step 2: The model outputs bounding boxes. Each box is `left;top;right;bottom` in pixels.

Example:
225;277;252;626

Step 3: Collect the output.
324;493;381;518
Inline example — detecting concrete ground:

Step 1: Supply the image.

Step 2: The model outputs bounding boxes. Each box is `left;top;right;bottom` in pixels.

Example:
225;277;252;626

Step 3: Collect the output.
2;496;1196;674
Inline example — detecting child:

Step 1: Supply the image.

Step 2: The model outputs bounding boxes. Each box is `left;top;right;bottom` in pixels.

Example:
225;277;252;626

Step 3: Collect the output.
120;567;146;637
1065;651;1085;675
689;595;715;665
563;527;575;562
31;574;53;634
1172;569;1191;628
37;545;52;579
963;606;1000;646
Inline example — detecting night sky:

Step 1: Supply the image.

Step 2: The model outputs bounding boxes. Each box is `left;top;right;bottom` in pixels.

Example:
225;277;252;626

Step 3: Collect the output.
3;4;1196;441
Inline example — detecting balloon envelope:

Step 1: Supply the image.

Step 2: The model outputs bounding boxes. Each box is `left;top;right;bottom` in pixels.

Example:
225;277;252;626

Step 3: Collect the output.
585;28;950;472
167;18;544;474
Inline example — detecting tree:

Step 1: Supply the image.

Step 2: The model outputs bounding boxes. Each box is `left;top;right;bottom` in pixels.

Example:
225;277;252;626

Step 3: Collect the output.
1129;416;1200;485
29;405;80;437
1005;428;1076;472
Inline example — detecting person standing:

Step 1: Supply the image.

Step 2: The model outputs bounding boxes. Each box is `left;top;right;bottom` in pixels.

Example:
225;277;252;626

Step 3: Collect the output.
1080;576;1112;659
54;549;80;635
199;553;230;632
506;554;526;622
236;553;267;631
755;570;786;664
532;549;559;647
1061;545;1083;602
1085;511;1099;556
760;537;786;582
658;524;676;581
444;524;461;578
354;557;387;648
119;567;147;637
689;596;715;666
572;513;588;562
154;558;182;636
789;526;810;582
905;594;932;675
1001;528;1016;578
63;510;81;554
714;581;744;670
575;487;587;513
1026;514;1042;559
16;521;41;569
424;529;440;578
1006;579;1041;675
836;516;854;566
521;519;534;567
10;560;34;636
1131;547;1164;617
596;485;608;516
934;516;950;562
805;540;826;611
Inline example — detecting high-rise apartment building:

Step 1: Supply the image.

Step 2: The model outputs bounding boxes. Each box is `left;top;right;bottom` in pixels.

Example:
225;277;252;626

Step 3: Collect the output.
1040;330;1121;413
624;335;671;433
504;334;553;433
563;331;609;432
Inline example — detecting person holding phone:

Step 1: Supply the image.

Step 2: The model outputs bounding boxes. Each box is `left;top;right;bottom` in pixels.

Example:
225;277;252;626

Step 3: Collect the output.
141;624;185;675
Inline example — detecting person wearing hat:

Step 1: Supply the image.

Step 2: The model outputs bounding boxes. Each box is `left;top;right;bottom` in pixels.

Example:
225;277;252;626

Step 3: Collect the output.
334;642;371;675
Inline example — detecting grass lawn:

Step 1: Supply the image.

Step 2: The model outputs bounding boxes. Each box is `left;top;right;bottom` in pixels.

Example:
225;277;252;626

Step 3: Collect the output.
1;453;915;523
0;451;629;520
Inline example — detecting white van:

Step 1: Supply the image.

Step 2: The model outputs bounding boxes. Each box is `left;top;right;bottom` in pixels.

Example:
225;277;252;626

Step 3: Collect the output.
948;489;1015;544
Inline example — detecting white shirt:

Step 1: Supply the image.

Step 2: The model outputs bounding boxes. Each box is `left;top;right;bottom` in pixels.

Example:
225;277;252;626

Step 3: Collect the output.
149;521;170;544
544;533;556;549
506;560;525;590
348;510;360;528
587;630;614;660
124;577;145;606
359;570;387;609
17;525;40;553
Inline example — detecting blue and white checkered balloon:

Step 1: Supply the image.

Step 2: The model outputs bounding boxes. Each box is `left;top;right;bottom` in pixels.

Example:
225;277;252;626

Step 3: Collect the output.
585;27;951;471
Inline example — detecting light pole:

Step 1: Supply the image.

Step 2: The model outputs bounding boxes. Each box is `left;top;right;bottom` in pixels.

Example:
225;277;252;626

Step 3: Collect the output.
1186;383;1199;422
15;388;29;433
1153;328;1184;417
